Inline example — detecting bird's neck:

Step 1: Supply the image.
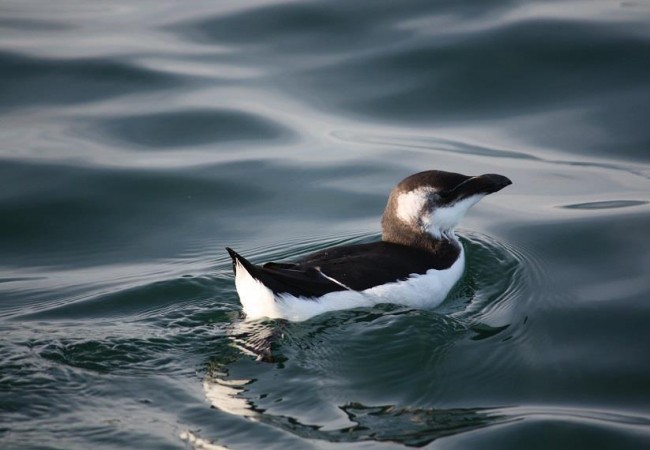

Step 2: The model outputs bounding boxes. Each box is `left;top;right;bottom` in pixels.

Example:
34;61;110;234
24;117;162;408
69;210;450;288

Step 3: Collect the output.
381;218;460;255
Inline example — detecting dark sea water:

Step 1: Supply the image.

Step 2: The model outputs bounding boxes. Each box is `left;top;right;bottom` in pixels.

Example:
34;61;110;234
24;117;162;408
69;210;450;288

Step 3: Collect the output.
2;1;650;449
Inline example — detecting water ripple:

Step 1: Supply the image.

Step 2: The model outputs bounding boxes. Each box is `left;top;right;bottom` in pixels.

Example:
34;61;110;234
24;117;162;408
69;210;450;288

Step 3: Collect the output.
0;51;180;111
91;109;294;150
200;230;541;445
2;0;650;448
561;200;648;210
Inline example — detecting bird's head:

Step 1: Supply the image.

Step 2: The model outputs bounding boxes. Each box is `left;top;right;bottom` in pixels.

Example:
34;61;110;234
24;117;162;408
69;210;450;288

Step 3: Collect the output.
381;170;512;243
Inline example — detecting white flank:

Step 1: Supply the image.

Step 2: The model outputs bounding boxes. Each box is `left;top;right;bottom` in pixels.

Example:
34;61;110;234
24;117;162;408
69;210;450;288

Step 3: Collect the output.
234;246;465;322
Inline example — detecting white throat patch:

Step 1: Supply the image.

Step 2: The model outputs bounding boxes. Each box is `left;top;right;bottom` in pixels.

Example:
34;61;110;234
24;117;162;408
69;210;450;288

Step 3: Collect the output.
425;194;485;238
397;189;485;238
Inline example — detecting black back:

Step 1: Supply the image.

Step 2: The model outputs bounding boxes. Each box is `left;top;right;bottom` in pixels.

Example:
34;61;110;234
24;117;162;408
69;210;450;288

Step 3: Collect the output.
297;240;460;290
228;239;460;298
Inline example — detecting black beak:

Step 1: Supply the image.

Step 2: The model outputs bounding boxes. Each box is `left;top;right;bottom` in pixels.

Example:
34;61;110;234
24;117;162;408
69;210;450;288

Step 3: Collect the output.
477;173;512;194
442;173;512;202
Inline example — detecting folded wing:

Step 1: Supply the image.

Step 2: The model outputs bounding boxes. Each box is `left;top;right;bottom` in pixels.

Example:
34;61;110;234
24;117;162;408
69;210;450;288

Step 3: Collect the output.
226;247;346;298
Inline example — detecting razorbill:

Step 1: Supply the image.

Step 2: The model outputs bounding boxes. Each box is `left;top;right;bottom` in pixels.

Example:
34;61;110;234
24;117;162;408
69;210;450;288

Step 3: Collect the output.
227;170;512;321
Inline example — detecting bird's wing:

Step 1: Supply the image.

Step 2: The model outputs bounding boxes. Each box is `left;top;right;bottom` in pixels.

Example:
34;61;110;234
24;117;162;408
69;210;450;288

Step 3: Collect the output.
226;248;347;298
298;241;449;291
227;240;457;297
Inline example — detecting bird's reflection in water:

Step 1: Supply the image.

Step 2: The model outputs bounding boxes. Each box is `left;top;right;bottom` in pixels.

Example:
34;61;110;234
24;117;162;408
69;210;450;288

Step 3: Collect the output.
203;315;511;447
203;365;509;447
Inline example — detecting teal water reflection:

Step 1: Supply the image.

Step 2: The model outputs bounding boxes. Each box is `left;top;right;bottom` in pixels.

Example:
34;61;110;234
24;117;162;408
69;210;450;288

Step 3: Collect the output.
1;1;650;449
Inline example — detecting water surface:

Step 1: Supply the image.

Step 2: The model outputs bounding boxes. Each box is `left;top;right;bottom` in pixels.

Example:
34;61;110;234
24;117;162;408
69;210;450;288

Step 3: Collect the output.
1;1;650;449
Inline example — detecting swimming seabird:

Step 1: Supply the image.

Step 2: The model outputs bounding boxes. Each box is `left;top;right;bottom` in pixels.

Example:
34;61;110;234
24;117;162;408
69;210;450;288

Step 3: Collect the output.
226;170;511;321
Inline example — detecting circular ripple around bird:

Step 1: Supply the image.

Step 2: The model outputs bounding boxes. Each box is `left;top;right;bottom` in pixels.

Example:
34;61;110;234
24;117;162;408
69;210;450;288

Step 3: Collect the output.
206;230;545;446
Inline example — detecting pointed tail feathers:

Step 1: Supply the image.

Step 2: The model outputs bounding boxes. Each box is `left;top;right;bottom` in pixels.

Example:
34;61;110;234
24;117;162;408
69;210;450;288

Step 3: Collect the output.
226;247;292;295
225;247;345;298
227;247;283;290
226;247;256;277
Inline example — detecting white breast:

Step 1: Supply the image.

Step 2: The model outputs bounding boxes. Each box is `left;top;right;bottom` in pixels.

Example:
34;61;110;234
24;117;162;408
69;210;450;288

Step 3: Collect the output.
235;247;465;322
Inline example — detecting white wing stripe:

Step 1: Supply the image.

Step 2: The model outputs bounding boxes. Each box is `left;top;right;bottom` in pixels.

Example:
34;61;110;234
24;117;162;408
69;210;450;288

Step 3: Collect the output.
317;268;354;291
